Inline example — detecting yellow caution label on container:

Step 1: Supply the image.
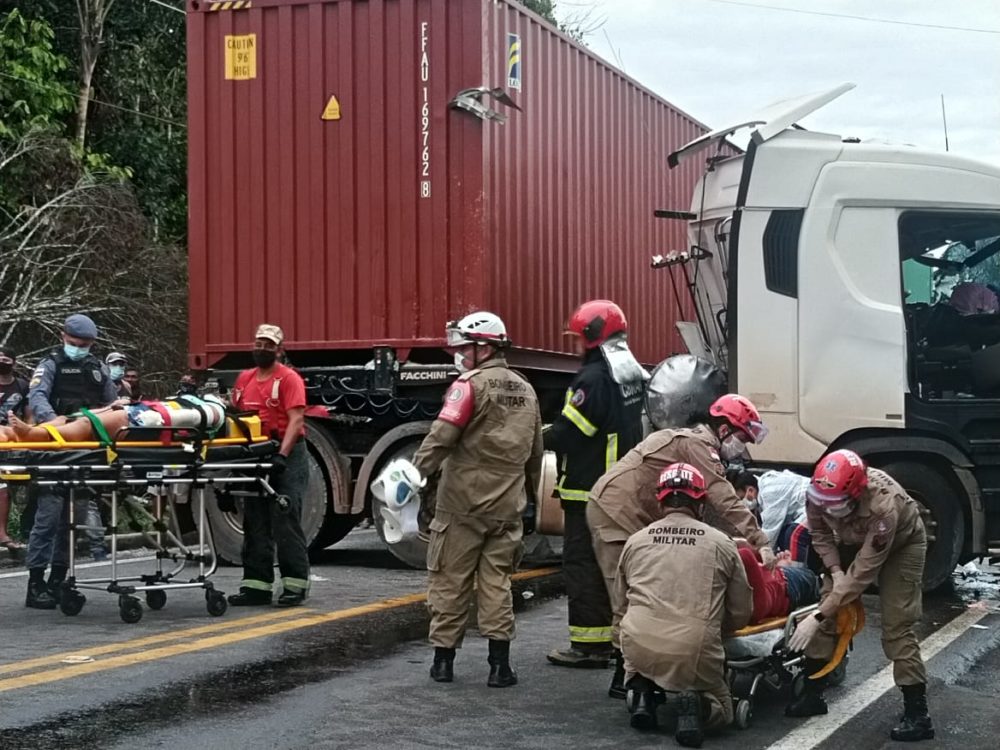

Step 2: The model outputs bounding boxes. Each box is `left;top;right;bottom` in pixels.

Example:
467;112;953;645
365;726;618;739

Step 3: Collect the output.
321;95;341;120
225;34;257;80
210;1;253;10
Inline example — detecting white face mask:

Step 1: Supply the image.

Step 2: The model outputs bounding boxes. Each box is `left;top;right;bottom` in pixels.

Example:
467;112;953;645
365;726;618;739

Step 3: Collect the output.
454;352;468;373
719;434;747;461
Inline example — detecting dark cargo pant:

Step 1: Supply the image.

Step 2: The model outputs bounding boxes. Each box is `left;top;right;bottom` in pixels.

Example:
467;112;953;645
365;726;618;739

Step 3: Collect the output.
26;489;98;570
563;503;613;650
240;441;311;595
806;526;928;686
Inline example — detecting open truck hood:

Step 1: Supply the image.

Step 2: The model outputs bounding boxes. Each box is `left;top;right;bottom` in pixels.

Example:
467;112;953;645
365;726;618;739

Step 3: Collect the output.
667;82;855;167
662;84;856;367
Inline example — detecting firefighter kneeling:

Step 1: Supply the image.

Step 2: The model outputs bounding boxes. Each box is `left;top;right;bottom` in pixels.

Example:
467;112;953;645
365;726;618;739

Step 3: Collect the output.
614;464;752;748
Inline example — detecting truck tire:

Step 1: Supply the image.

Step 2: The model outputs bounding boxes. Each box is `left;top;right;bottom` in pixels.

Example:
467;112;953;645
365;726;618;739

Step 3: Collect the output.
371;438;430;569
198;424;343;565
305;422;359;550
370;439;561;570
877;461;964;591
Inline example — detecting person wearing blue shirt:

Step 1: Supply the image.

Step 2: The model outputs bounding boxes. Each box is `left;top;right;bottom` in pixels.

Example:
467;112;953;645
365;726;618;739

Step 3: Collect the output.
24;314;117;609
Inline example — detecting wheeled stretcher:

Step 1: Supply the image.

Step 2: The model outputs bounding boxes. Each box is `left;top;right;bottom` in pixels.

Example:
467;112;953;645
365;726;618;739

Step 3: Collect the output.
0;413;280;623
724;600;865;728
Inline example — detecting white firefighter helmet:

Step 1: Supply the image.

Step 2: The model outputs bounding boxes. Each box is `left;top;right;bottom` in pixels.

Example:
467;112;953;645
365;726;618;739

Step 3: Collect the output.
445;311;510;348
370;458;426;545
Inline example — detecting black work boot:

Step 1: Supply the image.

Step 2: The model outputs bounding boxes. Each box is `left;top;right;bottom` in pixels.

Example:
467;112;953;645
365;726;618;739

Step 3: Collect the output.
487;639;518;688
608;648;627;699
890;684;935;742
25;568;57;610
675;690;706;748
786;659;829;717
227;587;272;606
626;675;658;730
277;589;306;607
430;647;455;683
546;644;612;668
48;565;68;605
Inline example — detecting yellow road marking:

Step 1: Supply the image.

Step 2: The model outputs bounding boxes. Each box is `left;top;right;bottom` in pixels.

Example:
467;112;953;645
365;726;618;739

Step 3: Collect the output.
0;568;558;692
0;608;310;676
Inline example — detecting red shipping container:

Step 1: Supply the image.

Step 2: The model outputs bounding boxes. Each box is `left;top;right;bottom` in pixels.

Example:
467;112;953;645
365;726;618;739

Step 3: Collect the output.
186;0;716;371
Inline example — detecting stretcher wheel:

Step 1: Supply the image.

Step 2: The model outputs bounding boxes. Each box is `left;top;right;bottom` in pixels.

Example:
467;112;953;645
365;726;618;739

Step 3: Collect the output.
734;698;753;729
119;595;143;624
731;671;756;699
145;589;167;611
206;591;228;617
60;591;86;617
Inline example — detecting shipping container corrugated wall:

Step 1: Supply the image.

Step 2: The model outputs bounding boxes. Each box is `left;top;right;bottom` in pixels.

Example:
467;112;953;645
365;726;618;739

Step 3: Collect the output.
186;0;718;369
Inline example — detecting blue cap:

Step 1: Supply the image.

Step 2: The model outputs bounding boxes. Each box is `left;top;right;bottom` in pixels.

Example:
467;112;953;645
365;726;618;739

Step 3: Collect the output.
64;314;98;340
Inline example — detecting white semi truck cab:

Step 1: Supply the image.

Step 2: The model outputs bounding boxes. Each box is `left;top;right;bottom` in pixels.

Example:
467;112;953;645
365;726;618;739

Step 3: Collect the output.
667;84;1000;588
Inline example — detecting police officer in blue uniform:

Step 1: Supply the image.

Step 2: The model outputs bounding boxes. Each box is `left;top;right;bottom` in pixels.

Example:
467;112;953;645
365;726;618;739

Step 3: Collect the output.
24;314;117;609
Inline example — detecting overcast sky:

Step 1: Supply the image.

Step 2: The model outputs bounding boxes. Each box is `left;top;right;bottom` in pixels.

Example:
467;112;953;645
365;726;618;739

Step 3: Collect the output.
557;0;1000;164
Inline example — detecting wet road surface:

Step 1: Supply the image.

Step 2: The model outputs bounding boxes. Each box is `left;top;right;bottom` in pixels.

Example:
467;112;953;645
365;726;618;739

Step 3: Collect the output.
1;531;999;749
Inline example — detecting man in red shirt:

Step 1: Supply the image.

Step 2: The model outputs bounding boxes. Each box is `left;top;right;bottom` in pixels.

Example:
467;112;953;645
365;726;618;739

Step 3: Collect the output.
227;324;311;607
736;547;820;623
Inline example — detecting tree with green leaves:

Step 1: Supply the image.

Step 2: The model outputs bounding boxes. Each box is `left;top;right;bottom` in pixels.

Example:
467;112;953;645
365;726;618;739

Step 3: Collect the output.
0;9;75;139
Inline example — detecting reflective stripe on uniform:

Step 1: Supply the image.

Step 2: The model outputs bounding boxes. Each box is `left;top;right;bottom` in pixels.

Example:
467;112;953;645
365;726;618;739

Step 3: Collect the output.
556;474;590;502
240;579;273;592
561;389;598;437
281;577;310;593
605;432;619;470
569;625;613;643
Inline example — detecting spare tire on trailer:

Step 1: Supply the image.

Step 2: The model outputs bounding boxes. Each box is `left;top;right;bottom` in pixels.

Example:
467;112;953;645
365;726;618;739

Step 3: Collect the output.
197;421;351;565
875;460;964;591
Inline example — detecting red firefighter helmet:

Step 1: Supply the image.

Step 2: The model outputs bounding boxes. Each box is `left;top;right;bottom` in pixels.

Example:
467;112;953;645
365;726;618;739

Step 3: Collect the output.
807;449;869;506
656;462;708;503
565;300;628;349
709;394;768;444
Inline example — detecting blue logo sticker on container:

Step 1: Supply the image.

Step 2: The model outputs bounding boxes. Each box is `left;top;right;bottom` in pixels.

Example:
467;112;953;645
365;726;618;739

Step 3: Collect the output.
507;33;521;91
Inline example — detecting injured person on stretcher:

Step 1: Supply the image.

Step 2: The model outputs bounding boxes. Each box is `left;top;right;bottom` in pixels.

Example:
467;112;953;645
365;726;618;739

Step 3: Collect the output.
1;395;227;443
736;545;820;624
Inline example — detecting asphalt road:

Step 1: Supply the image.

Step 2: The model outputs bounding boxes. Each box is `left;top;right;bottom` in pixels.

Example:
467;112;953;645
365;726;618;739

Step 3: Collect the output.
1;530;999;750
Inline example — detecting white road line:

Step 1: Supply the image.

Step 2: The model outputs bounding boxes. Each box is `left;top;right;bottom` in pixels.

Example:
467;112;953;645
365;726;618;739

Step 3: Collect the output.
765;607;991;749
0;556;157;579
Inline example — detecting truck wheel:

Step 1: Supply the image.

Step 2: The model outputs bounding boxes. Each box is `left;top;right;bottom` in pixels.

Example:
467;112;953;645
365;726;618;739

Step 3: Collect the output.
304;422;359;550
371;438;430;569
198;425;337;565
877;461;964;591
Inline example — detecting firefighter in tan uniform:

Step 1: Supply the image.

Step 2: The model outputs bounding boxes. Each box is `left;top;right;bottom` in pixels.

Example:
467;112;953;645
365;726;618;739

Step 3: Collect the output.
412;311;544;688
589;393;775;698
614;463;752;748
786;449;933;742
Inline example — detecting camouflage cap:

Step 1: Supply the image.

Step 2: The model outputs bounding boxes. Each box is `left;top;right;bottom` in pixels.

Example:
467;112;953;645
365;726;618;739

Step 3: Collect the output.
254;323;284;346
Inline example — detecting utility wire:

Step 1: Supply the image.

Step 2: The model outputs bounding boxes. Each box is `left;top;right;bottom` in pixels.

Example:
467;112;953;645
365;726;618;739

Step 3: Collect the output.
146;0;185;13
697;0;1000;35
0;71;186;129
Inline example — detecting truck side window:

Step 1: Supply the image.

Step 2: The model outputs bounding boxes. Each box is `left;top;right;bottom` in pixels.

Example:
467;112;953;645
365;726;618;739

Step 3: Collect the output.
899;211;1000;399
